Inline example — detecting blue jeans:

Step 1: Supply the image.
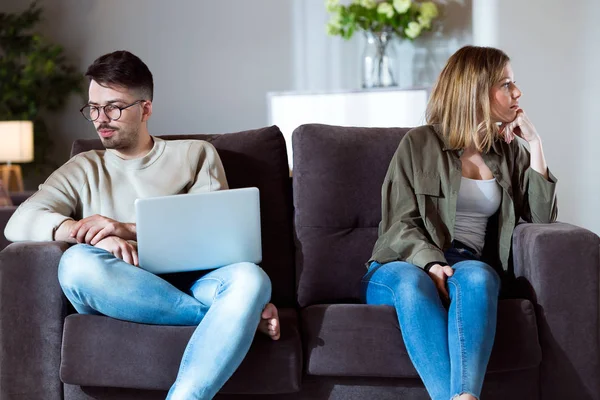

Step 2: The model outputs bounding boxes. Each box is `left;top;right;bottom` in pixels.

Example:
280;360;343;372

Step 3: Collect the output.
361;248;500;400
58;244;272;400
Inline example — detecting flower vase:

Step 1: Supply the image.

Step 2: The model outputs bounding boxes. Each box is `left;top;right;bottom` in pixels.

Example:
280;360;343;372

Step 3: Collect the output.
362;30;397;88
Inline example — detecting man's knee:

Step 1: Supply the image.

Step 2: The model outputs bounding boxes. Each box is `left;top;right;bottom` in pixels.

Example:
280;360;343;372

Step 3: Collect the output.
227;262;272;302
58;244;107;291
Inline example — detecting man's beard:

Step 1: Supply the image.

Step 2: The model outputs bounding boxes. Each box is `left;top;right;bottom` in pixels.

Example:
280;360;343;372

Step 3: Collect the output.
98;124;138;150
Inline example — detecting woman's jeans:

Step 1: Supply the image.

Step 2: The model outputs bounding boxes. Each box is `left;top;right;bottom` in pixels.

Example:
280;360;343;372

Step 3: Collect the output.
361;247;500;400
58;244;272;400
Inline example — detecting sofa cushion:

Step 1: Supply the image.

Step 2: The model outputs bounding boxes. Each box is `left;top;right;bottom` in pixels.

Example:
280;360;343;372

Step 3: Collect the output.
301;299;541;378
60;308;302;394
71;126;296;307
292;124;410;307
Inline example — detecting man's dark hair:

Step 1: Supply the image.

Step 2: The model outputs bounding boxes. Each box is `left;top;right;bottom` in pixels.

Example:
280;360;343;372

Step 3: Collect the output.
85;50;154;100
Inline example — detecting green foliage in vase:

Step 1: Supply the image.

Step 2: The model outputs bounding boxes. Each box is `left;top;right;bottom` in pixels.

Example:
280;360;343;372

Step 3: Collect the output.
326;0;440;40
0;2;83;179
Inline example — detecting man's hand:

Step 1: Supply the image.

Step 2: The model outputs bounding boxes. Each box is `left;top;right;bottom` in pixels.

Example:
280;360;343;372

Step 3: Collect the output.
427;264;454;302
95;236;139;266
70;214;136;245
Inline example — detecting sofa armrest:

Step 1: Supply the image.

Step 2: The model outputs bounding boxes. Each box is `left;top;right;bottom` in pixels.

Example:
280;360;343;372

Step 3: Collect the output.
0;206;17;251
512;222;600;400
0;241;69;400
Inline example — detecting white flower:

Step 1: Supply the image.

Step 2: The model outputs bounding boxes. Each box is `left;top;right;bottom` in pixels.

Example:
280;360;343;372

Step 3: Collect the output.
377;2;395;18
327;12;343;29
325;0;340;13
360;0;377;9
326;10;343;36
393;0;411;14
417;15;432;29
420;1;439;19
326;22;342;36
404;21;422;38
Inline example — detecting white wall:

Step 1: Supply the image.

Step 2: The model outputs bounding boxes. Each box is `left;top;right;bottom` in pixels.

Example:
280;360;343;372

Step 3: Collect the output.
473;0;600;234
1;0;295;164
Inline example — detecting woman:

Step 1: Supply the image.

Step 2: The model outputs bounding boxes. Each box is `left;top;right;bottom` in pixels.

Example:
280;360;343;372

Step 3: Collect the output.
362;46;557;400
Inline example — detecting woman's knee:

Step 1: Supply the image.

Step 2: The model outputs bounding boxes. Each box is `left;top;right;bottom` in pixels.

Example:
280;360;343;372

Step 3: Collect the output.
452;261;500;293
364;261;436;303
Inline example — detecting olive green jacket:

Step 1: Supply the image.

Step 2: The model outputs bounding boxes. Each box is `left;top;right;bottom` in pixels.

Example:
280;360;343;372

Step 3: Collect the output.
370;125;558;271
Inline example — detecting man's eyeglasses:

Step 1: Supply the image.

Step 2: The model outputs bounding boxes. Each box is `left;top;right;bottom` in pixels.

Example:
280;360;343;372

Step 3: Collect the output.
80;100;146;122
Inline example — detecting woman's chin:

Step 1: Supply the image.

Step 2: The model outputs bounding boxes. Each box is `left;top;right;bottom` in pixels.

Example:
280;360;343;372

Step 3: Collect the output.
496;115;515;124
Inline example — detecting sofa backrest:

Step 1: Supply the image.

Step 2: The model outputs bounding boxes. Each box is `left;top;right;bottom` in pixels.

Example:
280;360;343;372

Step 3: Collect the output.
71;126;296;307
293;123;410;307
1;192;35;251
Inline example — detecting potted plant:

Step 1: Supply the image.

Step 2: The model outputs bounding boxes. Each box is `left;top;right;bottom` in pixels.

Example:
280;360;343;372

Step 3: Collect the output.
325;0;439;88
0;2;83;187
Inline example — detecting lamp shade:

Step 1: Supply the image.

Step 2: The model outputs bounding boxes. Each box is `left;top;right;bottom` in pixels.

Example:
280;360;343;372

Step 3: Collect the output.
0;121;34;163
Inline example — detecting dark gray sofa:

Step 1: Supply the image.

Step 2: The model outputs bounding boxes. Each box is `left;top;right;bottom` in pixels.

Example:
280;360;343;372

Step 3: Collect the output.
291;124;599;400
0;124;598;400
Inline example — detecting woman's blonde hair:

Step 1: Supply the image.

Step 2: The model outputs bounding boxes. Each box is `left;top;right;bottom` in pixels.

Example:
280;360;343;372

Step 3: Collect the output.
426;45;510;152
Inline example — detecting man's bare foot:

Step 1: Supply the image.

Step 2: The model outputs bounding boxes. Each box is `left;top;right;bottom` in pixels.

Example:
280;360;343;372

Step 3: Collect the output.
258;303;280;340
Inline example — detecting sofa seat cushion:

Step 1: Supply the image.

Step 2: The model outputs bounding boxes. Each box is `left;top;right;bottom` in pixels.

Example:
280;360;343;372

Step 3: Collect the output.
301;299;540;378
60;308;302;394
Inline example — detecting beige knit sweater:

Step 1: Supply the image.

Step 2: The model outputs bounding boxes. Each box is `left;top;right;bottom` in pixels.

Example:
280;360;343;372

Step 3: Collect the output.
5;137;228;242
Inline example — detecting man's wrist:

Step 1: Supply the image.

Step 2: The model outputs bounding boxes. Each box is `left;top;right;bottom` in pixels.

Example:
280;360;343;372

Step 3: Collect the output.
125;223;137;240
54;219;77;243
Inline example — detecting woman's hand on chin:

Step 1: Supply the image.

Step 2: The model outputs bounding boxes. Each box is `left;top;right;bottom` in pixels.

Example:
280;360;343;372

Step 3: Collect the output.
499;109;540;144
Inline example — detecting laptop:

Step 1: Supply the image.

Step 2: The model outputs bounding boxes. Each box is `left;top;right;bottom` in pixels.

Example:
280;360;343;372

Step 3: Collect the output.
135;187;262;274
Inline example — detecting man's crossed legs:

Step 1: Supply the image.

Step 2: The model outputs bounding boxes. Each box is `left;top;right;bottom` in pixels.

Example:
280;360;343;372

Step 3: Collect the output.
58;244;280;400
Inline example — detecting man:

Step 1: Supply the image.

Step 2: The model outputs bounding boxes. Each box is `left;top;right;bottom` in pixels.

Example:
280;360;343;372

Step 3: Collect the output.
5;50;279;400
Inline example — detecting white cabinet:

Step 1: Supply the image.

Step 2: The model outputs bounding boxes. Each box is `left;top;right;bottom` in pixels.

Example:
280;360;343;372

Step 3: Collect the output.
267;88;429;169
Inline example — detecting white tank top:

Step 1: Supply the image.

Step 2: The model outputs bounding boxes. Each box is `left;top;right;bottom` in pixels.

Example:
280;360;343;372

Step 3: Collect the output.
454;177;502;255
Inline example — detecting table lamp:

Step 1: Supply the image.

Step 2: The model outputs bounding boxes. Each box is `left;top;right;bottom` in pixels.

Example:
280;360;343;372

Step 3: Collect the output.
0;121;34;192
